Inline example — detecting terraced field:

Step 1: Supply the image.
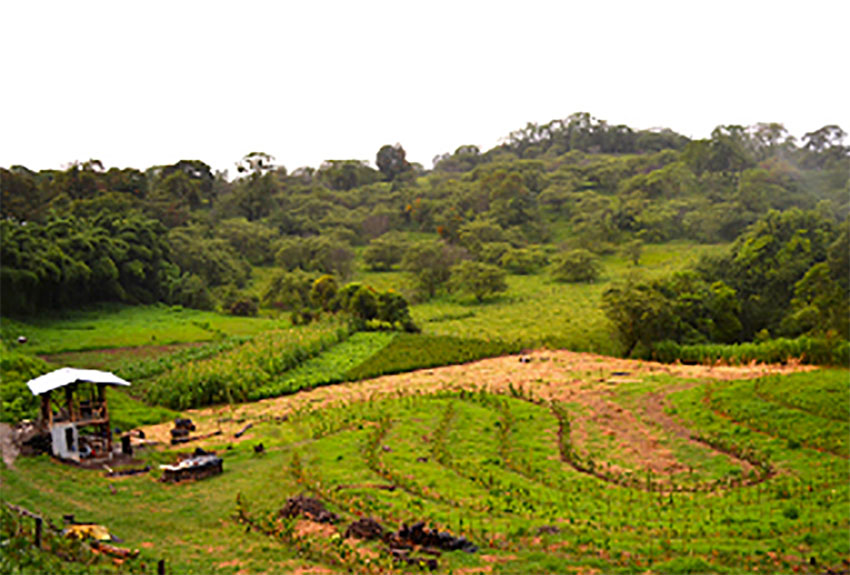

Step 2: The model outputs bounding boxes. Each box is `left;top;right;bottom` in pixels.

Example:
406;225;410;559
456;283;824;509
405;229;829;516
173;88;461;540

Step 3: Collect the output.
6;351;839;574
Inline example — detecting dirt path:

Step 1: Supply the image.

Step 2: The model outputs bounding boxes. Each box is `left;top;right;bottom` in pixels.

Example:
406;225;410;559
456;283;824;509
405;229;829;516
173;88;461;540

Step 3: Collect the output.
141;349;812;447
640;385;759;476
0;423;19;470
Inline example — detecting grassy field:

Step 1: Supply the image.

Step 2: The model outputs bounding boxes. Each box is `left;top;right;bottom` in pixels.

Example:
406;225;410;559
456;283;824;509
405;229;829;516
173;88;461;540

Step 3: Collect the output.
2;240;721;358
2;357;847;574
358;240;728;354
2;239;848;574
2;303;281;355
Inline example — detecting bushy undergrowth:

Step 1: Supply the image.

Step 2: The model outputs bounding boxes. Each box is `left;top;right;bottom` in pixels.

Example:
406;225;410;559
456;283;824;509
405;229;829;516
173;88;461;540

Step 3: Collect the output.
0;345;50;423
344;333;522;381
649;336;850;366
0;506;127;575
146;321;349;409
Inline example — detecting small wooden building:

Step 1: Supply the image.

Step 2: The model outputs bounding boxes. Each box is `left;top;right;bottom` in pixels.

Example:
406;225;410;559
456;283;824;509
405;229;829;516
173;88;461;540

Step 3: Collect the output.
26;368;131;462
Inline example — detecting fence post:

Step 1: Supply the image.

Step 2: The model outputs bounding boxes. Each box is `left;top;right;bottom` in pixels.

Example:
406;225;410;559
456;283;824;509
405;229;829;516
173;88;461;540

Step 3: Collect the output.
158;559;166;575
34;517;42;548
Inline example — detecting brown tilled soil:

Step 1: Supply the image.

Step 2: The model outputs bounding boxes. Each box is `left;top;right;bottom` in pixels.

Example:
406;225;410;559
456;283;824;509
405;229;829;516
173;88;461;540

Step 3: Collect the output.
141;350;812;474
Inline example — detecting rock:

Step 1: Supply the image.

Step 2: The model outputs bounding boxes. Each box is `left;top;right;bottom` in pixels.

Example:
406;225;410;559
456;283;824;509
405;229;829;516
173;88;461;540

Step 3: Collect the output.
393;521;477;553
279;494;338;524
344;517;384;540
173;418;196;431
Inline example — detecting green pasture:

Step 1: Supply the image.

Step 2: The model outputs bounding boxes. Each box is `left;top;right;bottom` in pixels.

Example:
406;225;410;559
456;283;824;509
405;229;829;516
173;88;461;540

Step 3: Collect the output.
2;303;280;355
2;239;722;360
375;240;727;354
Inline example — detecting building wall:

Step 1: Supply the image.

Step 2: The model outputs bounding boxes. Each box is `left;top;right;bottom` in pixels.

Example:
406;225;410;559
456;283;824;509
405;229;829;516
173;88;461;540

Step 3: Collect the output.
50;422;79;461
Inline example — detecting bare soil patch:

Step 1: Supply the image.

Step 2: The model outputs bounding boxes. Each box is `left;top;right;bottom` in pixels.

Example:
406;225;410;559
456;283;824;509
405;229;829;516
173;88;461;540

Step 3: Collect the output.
42;342;206;364
290;566;335;575
293;519;337;539
141;349;811;450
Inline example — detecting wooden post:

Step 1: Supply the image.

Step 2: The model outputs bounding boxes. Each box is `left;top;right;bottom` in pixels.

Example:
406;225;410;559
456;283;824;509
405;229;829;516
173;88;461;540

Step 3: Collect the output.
34;517;42;548
99;385;112;455
157;559;166;575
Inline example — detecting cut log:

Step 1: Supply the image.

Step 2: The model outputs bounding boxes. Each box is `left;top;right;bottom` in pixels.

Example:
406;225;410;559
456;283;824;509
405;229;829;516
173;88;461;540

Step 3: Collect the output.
234;423;253;438
90;541;139;558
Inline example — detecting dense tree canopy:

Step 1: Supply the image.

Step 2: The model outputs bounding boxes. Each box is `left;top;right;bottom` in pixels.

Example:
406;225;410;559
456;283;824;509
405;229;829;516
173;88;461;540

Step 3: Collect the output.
1;113;846;358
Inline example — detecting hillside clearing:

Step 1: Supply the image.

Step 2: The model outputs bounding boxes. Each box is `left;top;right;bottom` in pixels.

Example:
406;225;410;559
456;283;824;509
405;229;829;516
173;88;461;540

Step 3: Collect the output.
141;349;813;446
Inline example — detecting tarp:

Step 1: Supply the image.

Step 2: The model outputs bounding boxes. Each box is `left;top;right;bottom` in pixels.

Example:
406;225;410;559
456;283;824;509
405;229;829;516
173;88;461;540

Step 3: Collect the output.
63;523;113;542
26;368;131;396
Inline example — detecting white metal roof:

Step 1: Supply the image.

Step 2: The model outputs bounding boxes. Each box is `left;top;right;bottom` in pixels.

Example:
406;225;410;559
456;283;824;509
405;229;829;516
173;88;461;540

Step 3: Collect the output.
26;368;131;396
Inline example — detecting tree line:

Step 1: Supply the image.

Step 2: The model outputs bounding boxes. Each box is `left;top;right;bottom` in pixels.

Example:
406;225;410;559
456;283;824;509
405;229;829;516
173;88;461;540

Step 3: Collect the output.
602;210;849;356
2;113;847;352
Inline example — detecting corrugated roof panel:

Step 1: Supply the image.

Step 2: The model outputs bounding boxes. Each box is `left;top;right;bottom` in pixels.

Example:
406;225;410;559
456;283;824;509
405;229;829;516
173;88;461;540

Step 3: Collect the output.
26;368;131;396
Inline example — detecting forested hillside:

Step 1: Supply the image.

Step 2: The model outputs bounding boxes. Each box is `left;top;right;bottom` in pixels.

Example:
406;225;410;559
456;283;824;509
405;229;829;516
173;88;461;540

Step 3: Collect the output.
2;113;848;357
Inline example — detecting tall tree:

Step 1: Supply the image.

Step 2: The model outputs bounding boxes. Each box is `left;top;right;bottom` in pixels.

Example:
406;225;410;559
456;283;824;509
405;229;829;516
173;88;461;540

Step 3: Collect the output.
0;167;45;222
402;239;462;299
376;144;412;181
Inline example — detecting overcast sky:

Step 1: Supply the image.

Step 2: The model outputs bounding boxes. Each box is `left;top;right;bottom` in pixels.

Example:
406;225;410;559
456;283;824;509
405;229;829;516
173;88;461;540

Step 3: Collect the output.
2;1;848;177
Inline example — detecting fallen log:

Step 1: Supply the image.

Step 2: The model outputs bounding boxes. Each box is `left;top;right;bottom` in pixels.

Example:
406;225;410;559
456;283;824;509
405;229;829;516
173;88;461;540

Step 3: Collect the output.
335;483;397;492
234;423;253;438
4;502;42;521
170;430;223;445
104;465;151;477
160;454;223;483
90;540;139;558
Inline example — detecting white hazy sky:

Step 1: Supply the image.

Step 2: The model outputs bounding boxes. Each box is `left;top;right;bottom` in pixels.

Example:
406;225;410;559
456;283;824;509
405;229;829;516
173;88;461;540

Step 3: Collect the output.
2;1;848;177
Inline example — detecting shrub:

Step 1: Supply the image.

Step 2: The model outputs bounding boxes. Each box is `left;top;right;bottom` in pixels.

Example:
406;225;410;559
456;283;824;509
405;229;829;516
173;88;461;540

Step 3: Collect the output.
263;269;319;310
363;233;406;271
499;246;548;274
449;260;508;302
310;275;339;311
376;290;418;332
649;336;850;366
171;273;214;310
228;298;259;317
550;249;601;283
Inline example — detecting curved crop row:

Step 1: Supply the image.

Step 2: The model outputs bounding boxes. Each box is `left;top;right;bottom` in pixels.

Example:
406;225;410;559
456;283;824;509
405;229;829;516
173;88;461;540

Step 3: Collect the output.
146;321;349;409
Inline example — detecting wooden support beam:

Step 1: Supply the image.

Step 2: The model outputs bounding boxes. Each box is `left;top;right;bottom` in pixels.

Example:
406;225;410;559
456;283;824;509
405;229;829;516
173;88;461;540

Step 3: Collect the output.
96;385;112;455
41;394;52;429
65;385;76;422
